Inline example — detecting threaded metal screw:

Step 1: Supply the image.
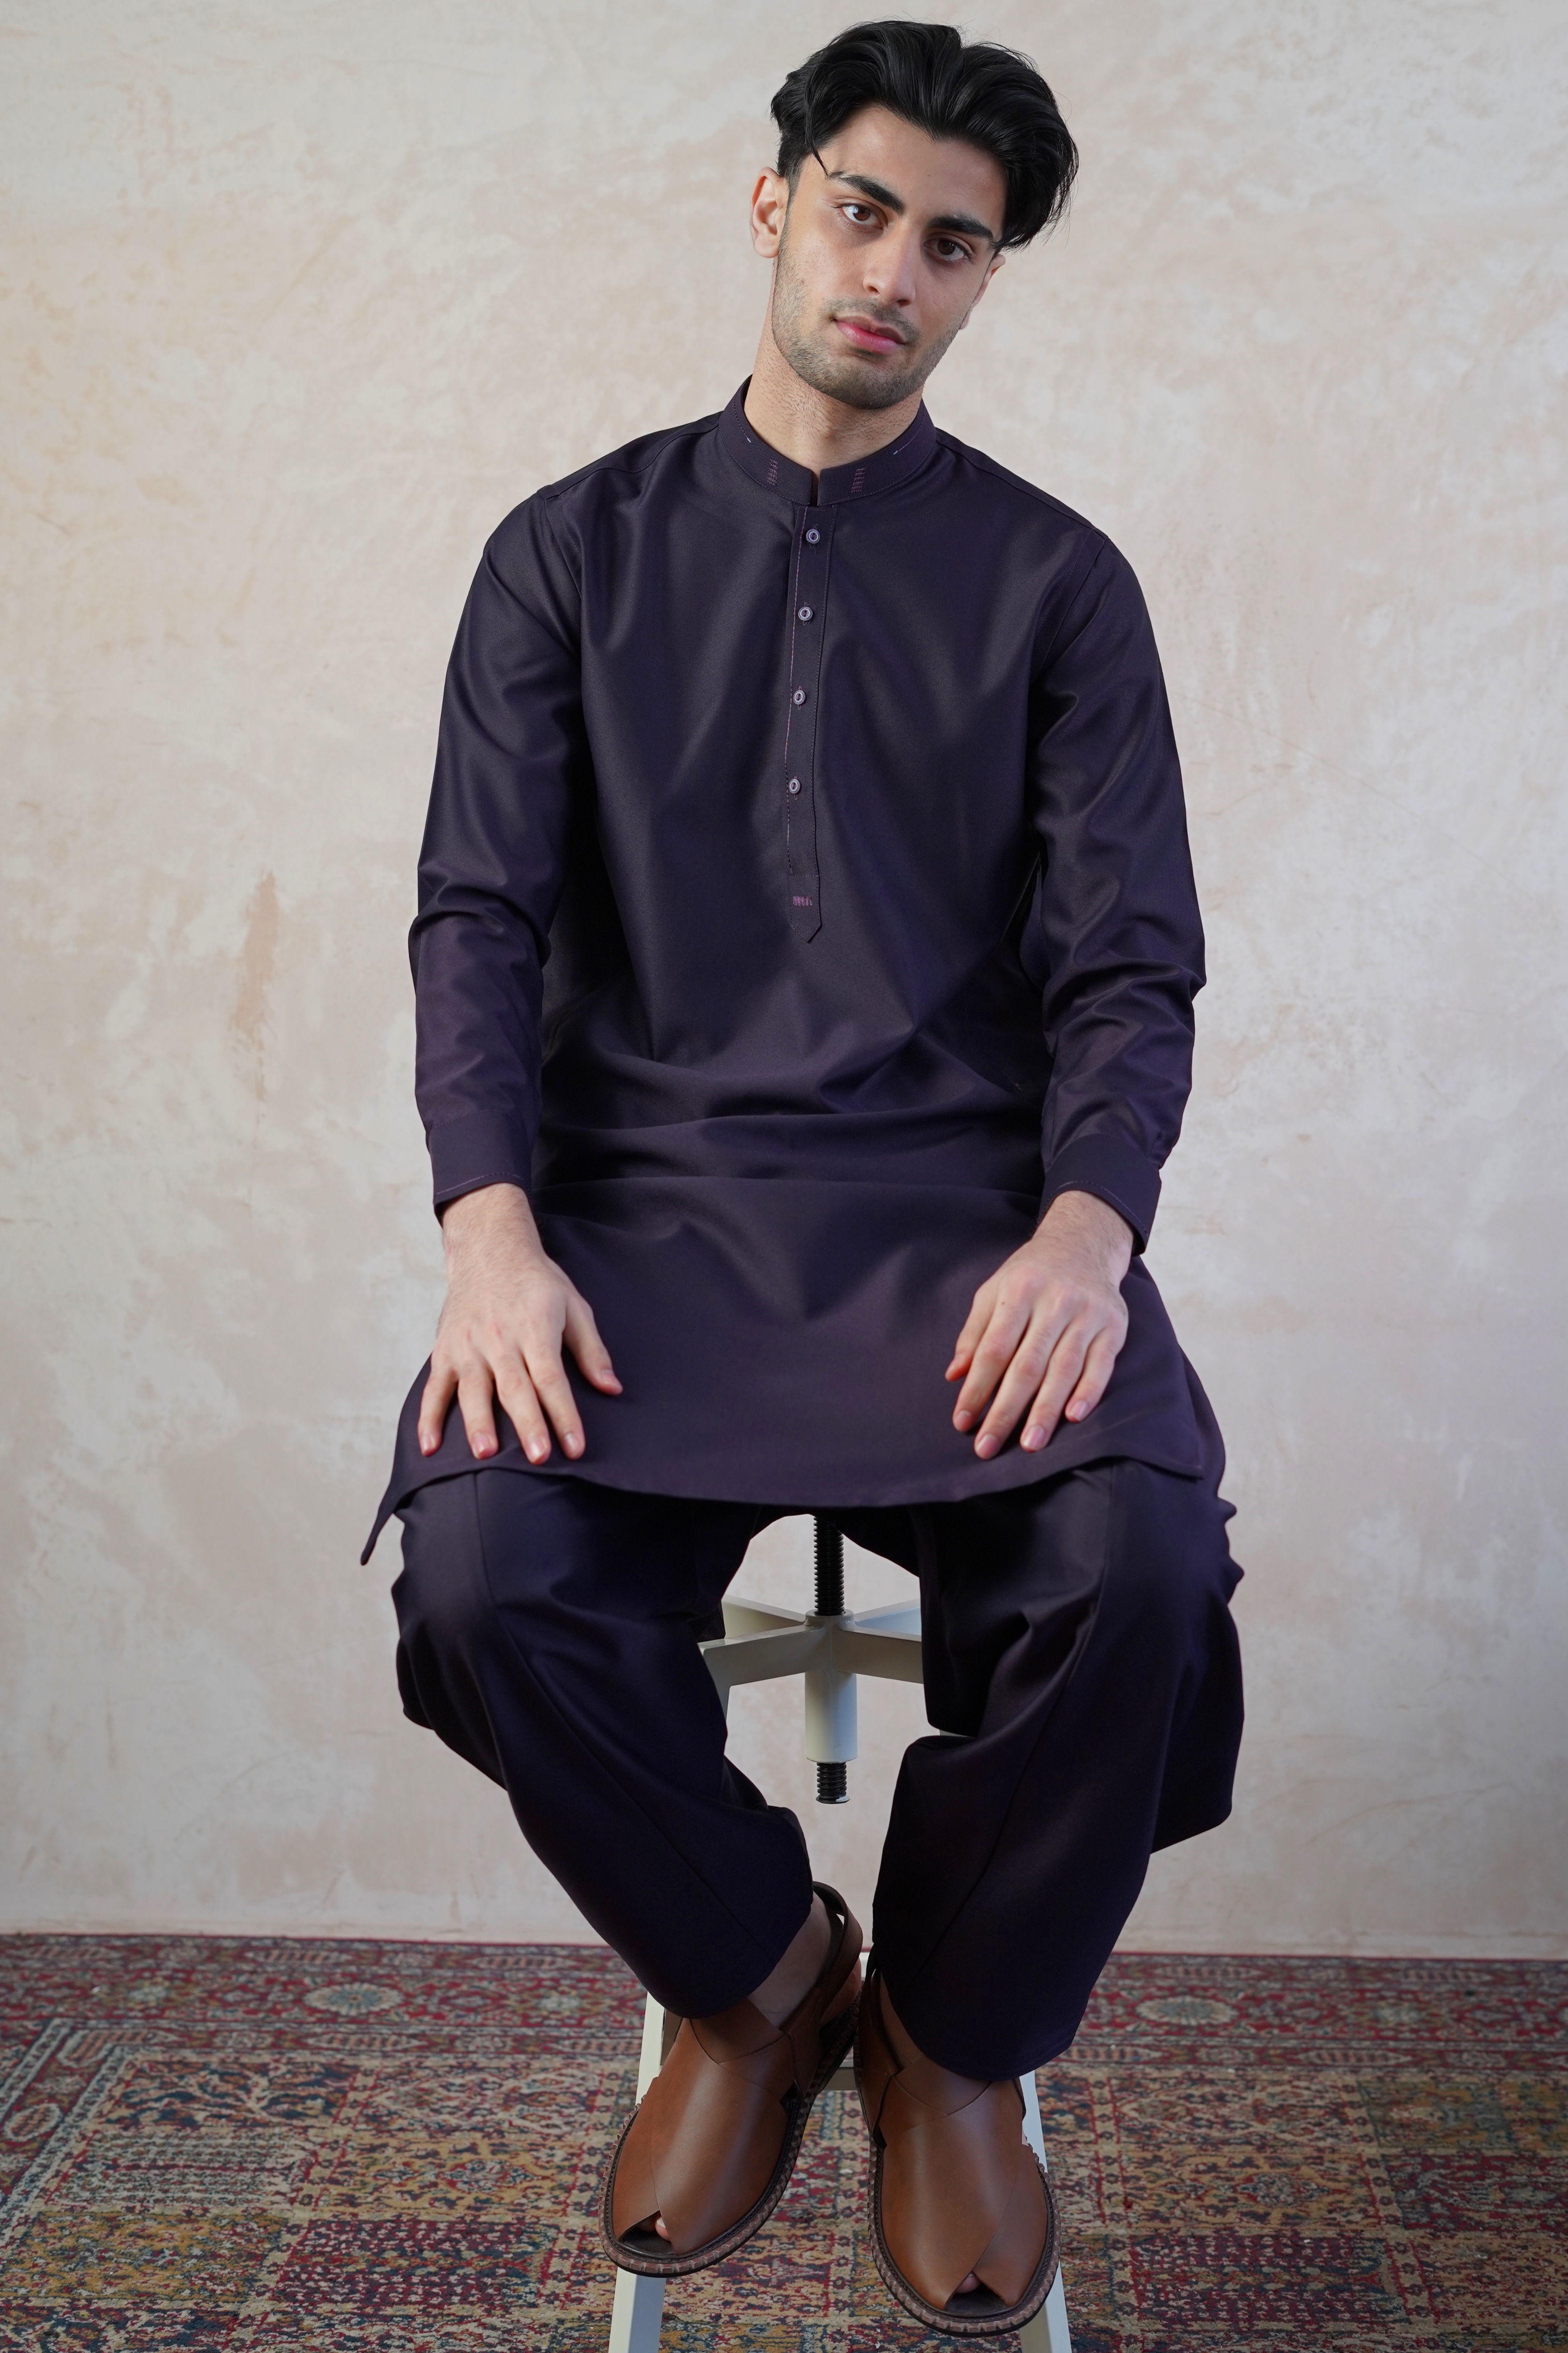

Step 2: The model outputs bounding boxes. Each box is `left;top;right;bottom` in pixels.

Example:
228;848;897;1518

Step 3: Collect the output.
813;1517;844;1617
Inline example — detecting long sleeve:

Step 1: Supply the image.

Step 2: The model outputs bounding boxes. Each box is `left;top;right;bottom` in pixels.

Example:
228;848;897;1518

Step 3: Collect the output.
1027;538;1205;1250
410;499;589;1211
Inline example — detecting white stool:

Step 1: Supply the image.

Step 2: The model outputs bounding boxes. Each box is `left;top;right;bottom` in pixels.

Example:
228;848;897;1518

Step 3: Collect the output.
607;1517;1073;2353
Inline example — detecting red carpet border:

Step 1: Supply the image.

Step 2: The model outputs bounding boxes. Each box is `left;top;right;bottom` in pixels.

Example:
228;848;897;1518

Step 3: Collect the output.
0;1937;1563;2349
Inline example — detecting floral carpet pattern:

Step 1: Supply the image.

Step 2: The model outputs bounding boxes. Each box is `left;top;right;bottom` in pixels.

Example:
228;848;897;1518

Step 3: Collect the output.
0;1937;1563;2351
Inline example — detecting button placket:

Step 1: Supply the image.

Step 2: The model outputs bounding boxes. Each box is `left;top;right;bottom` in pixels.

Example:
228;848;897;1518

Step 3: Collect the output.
782;506;834;939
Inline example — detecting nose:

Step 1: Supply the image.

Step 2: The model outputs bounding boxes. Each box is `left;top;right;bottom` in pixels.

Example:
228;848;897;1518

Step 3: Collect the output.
860;218;921;310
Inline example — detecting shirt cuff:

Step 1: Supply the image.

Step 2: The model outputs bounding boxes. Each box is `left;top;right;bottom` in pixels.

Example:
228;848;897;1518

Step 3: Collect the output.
1038;1134;1161;1254
427;1112;534;1216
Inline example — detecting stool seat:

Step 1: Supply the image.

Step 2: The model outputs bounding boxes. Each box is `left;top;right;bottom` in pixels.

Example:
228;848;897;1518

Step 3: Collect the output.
606;1515;1073;2353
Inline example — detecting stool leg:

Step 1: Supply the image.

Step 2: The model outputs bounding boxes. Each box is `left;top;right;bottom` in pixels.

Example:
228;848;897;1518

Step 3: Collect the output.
606;1993;670;2353
811;1519;851;1804
1018;2070;1073;2353
632;1987;667;2098
1019;2265;1073;2353
608;2267;665;2353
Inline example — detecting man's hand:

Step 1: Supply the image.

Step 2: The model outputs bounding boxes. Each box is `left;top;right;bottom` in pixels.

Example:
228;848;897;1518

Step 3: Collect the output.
947;1190;1134;1459
418;1184;621;1464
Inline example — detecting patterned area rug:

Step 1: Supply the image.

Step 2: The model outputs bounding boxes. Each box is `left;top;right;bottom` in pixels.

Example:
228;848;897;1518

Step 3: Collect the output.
0;1937;1563;2350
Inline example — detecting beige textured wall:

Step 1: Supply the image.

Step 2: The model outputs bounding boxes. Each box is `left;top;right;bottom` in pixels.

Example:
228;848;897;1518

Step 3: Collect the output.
3;0;1565;1957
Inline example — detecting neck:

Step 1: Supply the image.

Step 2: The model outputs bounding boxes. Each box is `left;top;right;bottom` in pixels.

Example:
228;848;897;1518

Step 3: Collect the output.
743;313;923;485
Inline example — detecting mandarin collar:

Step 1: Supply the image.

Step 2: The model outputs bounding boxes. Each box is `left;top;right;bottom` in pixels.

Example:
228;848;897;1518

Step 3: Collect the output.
718;381;937;506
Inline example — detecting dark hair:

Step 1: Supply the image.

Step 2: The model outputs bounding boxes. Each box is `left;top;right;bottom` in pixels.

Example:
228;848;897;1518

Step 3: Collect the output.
770;20;1077;250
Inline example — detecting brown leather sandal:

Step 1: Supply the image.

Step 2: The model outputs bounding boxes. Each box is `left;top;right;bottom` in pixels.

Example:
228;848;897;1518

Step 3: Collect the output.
856;1962;1059;2338
602;1882;862;2277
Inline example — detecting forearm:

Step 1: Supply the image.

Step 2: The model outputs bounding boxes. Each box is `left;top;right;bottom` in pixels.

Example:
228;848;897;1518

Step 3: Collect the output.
413;905;546;1210
1035;997;1197;1251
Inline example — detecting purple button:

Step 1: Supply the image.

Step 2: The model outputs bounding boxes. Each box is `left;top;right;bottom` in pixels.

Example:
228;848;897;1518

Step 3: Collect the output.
787;777;801;795
798;606;814;622
805;528;820;543
792;689;806;705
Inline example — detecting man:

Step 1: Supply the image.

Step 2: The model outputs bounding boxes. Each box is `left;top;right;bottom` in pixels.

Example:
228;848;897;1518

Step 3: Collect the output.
367;21;1243;2337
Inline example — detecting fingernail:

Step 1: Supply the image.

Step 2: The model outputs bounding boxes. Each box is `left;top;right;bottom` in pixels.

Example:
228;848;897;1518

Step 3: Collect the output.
419;1436;434;1455
1068;1401;1086;1421
564;1433;582;1458
954;1410;973;1430
527;1440;547;1463
975;1433;998;1459
1022;1425;1043;1451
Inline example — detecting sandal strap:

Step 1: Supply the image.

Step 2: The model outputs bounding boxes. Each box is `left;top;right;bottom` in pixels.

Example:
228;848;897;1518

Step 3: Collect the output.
609;1882;862;2261
858;1965;1050;2315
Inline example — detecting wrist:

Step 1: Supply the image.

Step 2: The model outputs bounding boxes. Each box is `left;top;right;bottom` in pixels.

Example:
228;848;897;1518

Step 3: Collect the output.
440;1181;541;1268
1035;1188;1135;1278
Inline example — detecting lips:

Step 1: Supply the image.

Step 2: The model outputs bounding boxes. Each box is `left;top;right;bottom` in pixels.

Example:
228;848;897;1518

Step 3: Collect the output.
833;314;909;354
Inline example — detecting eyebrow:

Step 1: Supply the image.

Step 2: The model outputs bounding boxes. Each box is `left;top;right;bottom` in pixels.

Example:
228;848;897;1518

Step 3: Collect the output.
824;168;999;248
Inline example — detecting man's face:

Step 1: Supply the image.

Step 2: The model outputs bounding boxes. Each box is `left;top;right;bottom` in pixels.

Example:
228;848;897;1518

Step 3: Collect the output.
752;104;1006;412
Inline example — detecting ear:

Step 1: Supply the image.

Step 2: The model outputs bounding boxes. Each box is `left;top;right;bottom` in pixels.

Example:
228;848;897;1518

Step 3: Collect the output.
959;249;1005;329
750;167;790;260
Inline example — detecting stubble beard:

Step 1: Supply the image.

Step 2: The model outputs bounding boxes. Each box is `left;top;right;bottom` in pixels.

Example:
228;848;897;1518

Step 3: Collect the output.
769;220;962;413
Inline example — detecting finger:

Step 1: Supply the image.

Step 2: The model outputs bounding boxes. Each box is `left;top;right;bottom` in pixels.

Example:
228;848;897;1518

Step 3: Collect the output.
1014;1327;1095;1454
418;1358;458;1456
1064;1327;1122;1425
456;1361;502;1461
493;1355;554;1466
520;1331;587;1461
951;1292;1030;1422
975;1313;1085;1457
563;1291;622;1394
945;1285;996;1383
954;1292;1049;1431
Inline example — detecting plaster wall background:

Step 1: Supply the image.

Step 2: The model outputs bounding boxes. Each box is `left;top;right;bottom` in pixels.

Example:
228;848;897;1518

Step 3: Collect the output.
2;0;1564;1955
